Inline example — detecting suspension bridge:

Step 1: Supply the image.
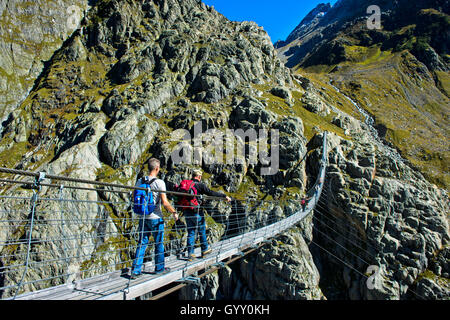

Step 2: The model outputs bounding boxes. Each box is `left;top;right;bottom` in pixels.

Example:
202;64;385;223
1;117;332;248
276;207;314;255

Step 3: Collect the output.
0;132;328;300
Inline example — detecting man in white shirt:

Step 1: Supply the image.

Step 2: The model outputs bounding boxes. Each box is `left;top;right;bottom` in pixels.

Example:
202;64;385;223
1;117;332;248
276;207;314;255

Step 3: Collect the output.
131;158;178;278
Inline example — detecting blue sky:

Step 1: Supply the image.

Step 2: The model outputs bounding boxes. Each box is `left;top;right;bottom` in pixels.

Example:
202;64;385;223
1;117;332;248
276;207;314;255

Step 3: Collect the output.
203;0;338;43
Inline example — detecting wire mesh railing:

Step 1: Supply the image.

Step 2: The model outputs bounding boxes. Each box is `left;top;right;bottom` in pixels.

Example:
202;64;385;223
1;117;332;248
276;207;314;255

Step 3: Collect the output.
0;133;328;300
0;192;298;299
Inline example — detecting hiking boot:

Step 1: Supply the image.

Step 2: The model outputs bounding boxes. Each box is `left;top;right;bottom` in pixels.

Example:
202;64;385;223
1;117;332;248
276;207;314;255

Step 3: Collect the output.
201;248;212;257
130;272;141;280
187;254;196;261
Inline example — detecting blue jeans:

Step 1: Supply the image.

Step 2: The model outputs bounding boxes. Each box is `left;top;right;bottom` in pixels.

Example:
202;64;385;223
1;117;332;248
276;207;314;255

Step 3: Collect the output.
185;209;208;256
131;217;165;274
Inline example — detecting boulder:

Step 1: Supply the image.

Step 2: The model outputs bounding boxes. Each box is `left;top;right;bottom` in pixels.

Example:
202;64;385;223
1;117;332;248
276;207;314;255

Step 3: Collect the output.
99;113;159;168
231;97;276;130
270;86;292;100
234;230;324;300
301;90;329;115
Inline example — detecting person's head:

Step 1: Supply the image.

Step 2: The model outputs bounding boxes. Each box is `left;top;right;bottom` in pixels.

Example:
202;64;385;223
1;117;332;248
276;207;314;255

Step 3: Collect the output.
192;169;202;181
148;158;161;176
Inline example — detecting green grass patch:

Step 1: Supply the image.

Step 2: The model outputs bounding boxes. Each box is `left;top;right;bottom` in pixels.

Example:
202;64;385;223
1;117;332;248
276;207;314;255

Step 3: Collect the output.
435;70;450;97
0;140;29;168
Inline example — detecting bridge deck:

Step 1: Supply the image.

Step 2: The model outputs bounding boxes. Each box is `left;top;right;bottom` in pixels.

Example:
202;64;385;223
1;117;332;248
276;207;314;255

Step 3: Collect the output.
13;205;314;300
3;135;327;300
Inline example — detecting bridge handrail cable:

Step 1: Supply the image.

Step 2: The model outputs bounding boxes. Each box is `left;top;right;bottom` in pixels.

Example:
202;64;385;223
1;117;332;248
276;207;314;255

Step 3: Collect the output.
0;132;328;300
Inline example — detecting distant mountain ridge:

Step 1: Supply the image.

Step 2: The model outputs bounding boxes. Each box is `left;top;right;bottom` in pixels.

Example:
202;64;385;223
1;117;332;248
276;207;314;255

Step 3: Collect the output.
275;2;331;49
276;0;450;190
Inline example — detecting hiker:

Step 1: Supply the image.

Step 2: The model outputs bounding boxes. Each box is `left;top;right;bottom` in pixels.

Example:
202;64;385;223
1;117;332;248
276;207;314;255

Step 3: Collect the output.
314;184;320;198
176;169;231;261
301;196;312;212
301;198;307;212
130;158;178;279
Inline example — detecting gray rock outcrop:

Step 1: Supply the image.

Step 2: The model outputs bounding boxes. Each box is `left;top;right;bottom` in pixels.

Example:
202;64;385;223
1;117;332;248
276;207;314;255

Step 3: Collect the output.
0;0;91;131
99;113;159;169
311;132;449;300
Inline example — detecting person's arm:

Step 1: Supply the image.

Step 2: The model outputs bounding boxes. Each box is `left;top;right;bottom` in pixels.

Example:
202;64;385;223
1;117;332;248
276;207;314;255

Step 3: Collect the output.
197;183;231;202
156;180;178;220
161;193;178;220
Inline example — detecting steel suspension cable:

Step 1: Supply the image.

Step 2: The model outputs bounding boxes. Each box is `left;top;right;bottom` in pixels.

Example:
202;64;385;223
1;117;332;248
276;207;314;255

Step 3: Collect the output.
13;191;38;299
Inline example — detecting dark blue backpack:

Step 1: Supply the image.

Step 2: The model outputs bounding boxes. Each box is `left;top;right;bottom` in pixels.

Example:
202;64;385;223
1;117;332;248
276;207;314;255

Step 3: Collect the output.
133;178;157;215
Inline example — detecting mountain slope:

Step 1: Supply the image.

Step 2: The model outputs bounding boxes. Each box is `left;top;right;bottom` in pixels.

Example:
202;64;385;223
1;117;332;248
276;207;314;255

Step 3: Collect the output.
276;0;450;190
0;0;92;131
0;0;448;300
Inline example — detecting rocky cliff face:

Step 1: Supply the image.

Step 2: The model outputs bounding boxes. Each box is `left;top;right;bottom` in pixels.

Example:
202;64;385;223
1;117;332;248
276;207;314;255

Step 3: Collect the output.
0;0;448;300
179;125;449;301
0;0;92;131
315;131;449;299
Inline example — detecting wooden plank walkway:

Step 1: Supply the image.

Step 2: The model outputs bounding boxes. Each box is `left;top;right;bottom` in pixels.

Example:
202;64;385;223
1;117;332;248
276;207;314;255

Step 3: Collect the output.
12;203;317;300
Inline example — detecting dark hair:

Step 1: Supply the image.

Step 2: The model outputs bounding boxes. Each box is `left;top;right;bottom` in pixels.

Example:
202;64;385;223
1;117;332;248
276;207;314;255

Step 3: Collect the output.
148;158;160;172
